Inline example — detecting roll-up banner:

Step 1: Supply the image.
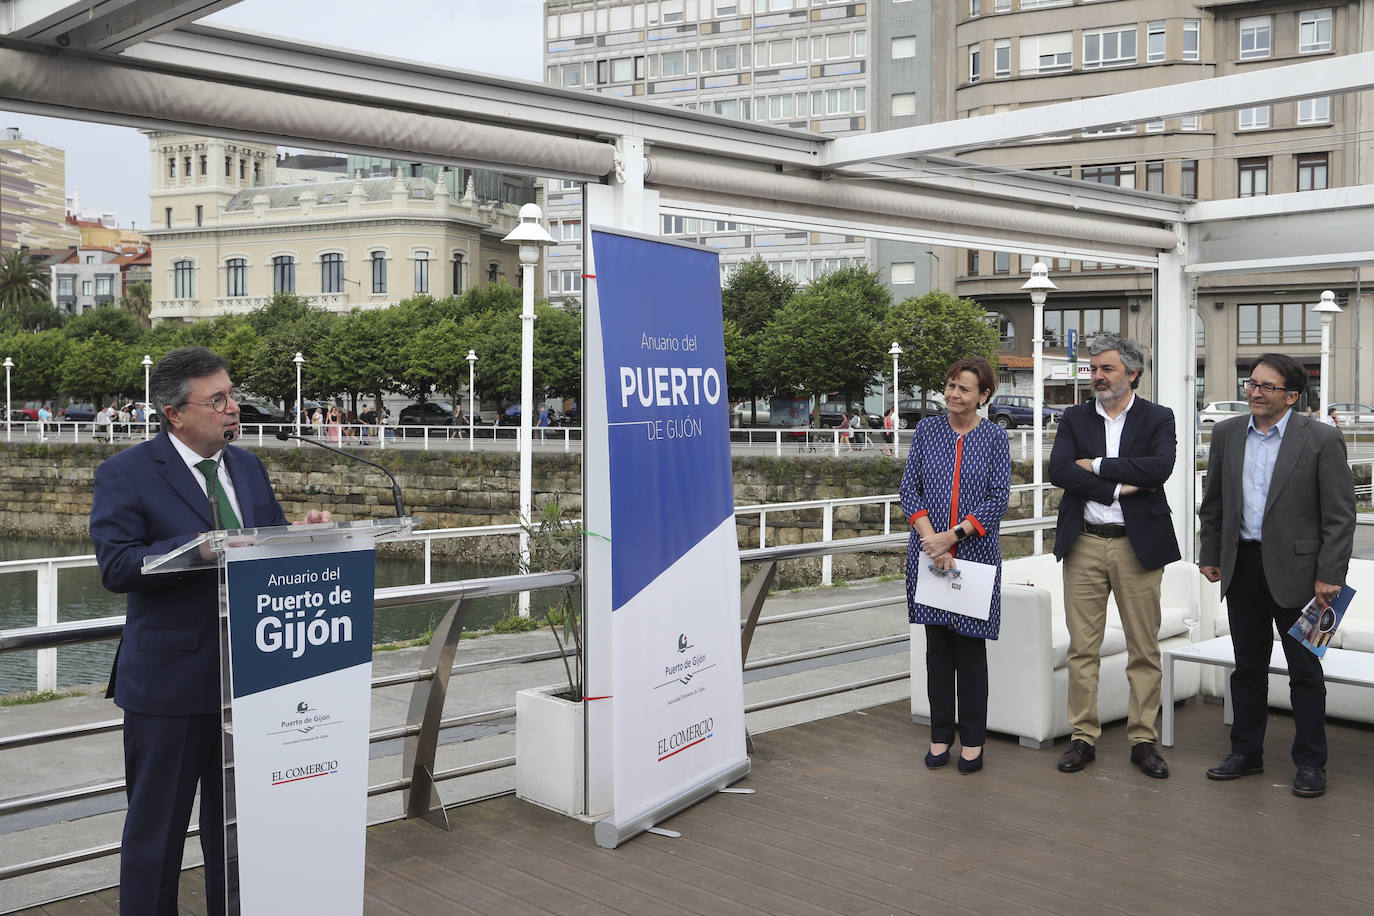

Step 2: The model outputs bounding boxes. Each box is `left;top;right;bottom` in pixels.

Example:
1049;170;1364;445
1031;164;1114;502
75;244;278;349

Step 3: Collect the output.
223;540;374;914
584;228;748;847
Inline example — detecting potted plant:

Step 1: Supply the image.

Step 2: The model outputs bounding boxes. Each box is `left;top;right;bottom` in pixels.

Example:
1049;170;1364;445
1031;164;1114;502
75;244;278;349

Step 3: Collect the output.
514;495;591;816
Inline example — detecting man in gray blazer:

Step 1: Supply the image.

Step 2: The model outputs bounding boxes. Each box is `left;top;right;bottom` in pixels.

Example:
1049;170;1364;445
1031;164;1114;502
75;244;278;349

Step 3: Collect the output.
1199;352;1354;798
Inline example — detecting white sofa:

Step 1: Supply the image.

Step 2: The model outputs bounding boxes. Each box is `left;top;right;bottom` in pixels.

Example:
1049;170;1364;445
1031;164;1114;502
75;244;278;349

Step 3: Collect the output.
1206;556;1374;722
910;554;1203;748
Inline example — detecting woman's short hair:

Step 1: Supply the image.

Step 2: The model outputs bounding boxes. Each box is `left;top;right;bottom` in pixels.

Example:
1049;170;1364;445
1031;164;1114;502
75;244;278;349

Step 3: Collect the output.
947;357;998;407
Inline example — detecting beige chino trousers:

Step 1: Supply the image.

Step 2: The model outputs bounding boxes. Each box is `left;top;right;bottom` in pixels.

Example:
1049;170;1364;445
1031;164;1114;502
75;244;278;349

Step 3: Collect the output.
1062;532;1165;746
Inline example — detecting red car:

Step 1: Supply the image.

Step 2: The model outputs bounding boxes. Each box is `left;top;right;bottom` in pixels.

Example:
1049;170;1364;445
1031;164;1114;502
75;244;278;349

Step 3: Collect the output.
20;401;44;421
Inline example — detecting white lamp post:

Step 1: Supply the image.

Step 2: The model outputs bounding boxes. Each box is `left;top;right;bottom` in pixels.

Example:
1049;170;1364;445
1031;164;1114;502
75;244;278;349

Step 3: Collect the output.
466;348;478;452
141;354;153;440
1021;262;1058;555
1312;289;1342;419
502;203;555;616
889;340;903;410
293;351;305;438
3;357;12;442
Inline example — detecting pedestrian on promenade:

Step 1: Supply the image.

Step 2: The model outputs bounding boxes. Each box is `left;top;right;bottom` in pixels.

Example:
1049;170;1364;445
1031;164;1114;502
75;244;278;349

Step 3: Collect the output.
839;411;852;452
1326;406;1340;427
902;356;1010;775
537;405;549;442
90;346;332;914
1199;353;1354;798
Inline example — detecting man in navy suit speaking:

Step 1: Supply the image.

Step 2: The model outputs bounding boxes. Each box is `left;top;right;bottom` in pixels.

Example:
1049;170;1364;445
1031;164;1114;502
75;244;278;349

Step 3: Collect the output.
90;347;330;915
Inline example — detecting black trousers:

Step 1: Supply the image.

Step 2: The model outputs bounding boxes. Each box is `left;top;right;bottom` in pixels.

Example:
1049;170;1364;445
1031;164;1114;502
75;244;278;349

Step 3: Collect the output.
925;625;988;746
1226;542;1327;768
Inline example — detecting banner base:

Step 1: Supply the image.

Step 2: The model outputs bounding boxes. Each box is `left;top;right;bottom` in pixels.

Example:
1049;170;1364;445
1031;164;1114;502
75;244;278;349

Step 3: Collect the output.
592;759;751;849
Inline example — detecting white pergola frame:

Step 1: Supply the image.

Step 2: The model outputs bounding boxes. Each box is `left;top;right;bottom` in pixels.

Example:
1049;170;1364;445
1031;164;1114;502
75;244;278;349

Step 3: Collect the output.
5;7;1374;560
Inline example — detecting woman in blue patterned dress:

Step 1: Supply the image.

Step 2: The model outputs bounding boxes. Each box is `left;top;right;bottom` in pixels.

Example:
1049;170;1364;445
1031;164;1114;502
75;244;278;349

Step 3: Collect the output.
901;357;1010;774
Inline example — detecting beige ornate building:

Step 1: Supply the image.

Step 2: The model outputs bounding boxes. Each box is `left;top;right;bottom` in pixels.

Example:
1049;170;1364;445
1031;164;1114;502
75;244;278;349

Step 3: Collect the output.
145;132;530;324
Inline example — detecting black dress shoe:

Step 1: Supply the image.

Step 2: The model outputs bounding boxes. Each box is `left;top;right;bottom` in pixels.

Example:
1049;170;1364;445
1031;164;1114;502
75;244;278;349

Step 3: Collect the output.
1130;742;1170;779
924;748;950;769
1206;753;1264;780
1057;738;1095;773
957;748;983;775
1293;766;1326;798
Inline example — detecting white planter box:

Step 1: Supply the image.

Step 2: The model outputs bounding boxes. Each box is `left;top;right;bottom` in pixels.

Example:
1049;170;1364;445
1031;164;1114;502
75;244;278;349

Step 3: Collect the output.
515;684;585;817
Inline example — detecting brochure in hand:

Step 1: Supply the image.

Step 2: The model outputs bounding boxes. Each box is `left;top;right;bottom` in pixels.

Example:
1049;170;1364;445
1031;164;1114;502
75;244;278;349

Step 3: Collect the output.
1287;585;1356;658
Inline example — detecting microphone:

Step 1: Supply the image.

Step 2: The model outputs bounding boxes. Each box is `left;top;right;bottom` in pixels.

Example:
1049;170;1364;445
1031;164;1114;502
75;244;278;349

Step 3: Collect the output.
275;430;406;518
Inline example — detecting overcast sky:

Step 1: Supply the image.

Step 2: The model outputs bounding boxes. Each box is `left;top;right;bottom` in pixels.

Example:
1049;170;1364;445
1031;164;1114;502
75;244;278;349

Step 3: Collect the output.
1;0;544;230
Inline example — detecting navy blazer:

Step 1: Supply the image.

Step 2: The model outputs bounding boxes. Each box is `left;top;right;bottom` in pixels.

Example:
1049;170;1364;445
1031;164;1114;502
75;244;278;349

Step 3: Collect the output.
1048;395;1181;571
90;431;289;717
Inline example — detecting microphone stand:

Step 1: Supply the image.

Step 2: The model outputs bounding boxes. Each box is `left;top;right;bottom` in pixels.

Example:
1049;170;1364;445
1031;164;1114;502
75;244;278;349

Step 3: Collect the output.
275;430;407;517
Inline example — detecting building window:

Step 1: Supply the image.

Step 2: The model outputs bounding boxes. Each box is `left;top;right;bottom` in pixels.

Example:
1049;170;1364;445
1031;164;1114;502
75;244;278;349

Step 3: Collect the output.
1145;120;1165;133
1239;16;1271;59
1297;96;1330;124
1081;163;1137;187
273;255;296;293
1182;20;1200;60
994;39;1010;77
1238;106;1270;130
1297;152;1329;191
1238;303;1322;345
1181;159;1198;199
225;156;232;178
986;312;1014;349
167;157;176;179
173;261;196;299
1147;21;1166;62
970;0;980;16
1020;32;1072;75
967;250;980;276
164;207;172;229
95;275;113;298
452;254;464;294
1044;308;1121;348
414;253;429;294
892;36;916;60
969;47;980;83
239;159;247;180
1180;115;1200;131
488;262;500;284
1299;9;1332;53
1238;158;1269;197
1083;25;1137;69
371;252;387;294
195;205;203;227
321;253;344;294
891;93;916;117
1146;160;1164;194
57;276;74;297
82;280;93;297
890;262;916;284
226;258;247;297
993;252;1010;274
199;155;207;176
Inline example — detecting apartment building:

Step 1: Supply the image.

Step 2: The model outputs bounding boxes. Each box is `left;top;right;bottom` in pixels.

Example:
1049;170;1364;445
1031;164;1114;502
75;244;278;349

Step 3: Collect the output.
541;0;924;303
1;127;79;250
144;132;528;324
943;0;1371;405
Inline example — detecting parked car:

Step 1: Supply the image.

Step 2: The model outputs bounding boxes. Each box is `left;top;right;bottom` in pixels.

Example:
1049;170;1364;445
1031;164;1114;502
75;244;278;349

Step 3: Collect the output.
814;402;882;430
986;394;1061;430
895;396;947;429
1327;402;1374;425
731;399;771;427
398;400;455;435
59;402;97;422
235;401;288;429
20;401;44;422
1197;400;1249;425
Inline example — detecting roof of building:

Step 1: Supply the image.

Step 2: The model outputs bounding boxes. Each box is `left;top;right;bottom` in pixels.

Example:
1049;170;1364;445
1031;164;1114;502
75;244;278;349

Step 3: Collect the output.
998;355;1035;369
223;176;436;212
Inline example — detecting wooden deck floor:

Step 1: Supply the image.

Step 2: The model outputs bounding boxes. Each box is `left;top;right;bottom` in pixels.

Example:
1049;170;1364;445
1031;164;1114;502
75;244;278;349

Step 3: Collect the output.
26;699;1374;915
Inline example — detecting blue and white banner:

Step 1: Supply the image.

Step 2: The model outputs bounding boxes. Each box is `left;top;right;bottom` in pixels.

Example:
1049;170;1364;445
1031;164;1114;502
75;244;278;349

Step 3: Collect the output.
224;541;374;915
585;228;747;838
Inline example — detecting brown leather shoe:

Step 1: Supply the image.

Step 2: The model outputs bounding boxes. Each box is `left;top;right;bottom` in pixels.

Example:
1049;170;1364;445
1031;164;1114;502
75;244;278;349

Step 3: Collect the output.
1057;738;1095;773
1130;742;1170;779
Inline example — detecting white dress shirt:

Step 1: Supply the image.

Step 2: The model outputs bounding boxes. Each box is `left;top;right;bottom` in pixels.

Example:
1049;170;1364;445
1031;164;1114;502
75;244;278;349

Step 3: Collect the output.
1082;393;1135;526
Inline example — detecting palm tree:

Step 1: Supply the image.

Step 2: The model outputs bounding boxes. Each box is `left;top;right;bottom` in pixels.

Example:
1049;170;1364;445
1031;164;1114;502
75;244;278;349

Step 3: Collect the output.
0;248;51;312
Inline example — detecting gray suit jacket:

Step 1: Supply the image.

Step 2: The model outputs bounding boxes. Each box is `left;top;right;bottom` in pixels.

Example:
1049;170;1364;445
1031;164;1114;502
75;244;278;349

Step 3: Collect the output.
1198;409;1354;607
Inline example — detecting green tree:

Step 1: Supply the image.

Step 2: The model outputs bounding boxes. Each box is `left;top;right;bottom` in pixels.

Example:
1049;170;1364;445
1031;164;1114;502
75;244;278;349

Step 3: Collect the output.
885;290;999;415
319;307;409;415
0;249;50;313
237;294;337;404
119;281;152;329
721;256;795;422
758;265;891;411
0;329;69;401
62;305;145;346
465;308;522;408
534;301;581;404
59;332;131;406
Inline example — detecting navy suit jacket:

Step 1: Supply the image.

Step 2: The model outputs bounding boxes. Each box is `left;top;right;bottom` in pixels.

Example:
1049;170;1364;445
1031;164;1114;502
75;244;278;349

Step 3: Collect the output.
91;431;289;717
1048;395;1181;571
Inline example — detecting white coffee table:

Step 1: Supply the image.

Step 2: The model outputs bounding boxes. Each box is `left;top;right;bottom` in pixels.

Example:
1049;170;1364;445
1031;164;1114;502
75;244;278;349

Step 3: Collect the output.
1161;635;1374;746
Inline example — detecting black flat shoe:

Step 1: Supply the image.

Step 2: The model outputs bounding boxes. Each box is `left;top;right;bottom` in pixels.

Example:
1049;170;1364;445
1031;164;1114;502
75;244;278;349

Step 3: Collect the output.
1206;753;1264;780
1293;766;1326;798
924;748;950;769
957;749;983;774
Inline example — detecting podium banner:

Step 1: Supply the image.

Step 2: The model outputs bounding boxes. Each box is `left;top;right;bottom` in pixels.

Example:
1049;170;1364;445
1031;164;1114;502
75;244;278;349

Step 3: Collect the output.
585;228;748;842
223;541;374;915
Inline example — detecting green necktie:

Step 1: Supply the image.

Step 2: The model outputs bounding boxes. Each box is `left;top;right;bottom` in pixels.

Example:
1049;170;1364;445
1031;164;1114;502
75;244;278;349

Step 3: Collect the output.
196;459;241;529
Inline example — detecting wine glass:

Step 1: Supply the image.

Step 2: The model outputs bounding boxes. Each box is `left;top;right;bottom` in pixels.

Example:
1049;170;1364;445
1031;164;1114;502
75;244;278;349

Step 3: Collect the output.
1182;613;1200;649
